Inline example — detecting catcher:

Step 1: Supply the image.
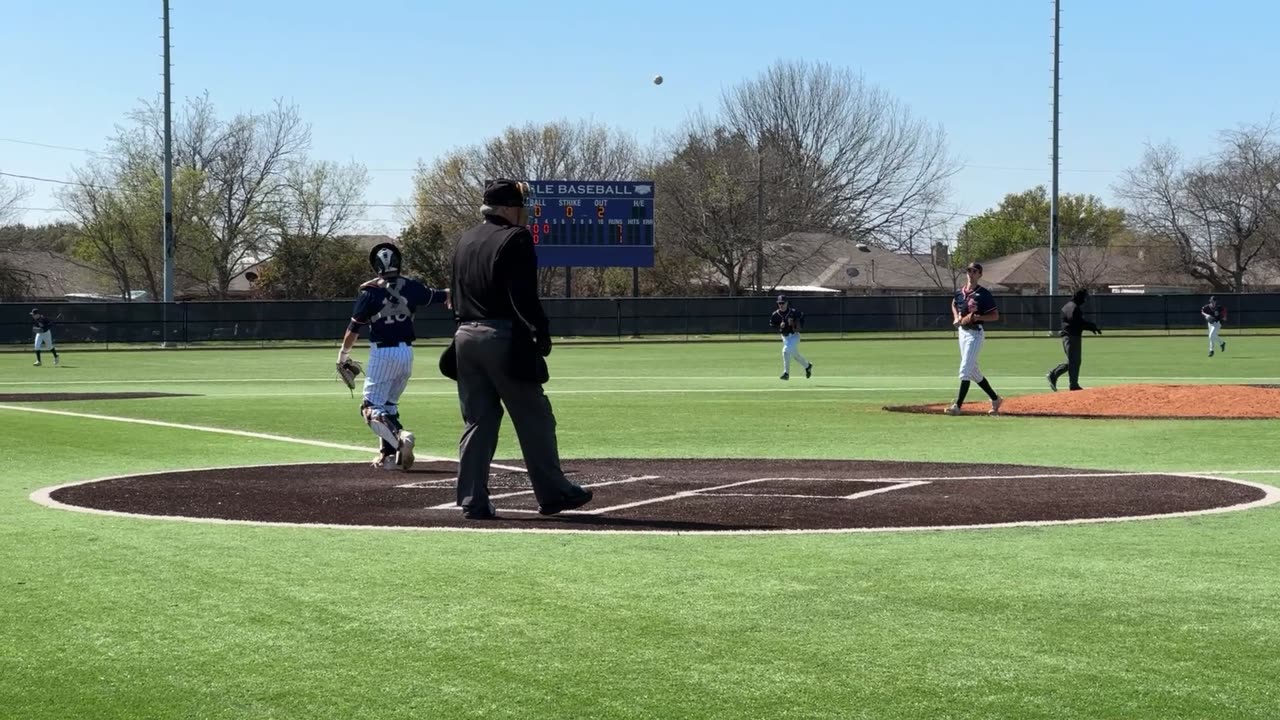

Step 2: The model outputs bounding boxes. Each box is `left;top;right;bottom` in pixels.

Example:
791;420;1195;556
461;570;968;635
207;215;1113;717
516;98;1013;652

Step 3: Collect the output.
336;242;449;471
769;295;813;381
946;262;1003;416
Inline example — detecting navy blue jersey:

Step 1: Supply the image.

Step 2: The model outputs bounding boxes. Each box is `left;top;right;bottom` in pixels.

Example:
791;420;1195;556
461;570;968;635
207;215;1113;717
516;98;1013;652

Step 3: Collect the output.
1201;304;1223;322
954;285;997;326
349;277;447;345
32;316;52;333
770;307;805;336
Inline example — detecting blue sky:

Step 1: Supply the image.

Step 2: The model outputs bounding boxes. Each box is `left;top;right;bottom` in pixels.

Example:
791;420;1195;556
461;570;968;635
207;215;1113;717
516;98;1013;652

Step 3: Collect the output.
3;0;1278;235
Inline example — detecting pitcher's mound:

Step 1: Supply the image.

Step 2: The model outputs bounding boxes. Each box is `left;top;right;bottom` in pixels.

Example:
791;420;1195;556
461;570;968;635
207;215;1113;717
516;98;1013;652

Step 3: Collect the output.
887;384;1280;420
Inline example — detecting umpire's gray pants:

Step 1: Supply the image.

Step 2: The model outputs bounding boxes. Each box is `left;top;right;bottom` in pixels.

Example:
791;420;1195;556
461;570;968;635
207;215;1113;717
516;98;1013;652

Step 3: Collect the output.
454;322;579;509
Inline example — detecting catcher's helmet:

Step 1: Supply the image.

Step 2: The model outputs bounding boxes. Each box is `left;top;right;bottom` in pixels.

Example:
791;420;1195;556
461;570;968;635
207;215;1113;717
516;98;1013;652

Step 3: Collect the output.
369;243;402;276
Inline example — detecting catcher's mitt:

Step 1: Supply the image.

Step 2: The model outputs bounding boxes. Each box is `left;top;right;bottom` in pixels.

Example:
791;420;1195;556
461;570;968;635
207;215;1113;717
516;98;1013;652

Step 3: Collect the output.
337;358;363;394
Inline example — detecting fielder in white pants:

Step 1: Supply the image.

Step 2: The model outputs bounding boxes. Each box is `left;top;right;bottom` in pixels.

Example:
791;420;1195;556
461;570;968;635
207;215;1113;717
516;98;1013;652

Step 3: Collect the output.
770;295;813;380
1201;297;1226;357
30;308;60;367
947;263;1003;415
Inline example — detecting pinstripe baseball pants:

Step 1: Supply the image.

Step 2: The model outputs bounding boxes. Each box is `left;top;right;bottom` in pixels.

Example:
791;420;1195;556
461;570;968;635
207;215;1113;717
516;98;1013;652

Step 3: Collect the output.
363;343;414;421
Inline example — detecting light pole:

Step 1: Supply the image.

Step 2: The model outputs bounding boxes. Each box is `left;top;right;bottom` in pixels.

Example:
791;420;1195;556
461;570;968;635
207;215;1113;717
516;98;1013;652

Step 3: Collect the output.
1048;0;1062;301
754;147;764;294
161;0;176;346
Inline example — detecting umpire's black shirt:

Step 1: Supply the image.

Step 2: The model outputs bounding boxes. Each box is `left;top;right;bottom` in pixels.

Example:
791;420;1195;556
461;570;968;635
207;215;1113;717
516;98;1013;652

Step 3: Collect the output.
1059;301;1099;337
451;215;549;336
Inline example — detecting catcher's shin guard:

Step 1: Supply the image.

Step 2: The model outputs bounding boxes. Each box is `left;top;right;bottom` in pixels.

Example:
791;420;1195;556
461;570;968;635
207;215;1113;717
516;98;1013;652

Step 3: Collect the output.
361;401;400;449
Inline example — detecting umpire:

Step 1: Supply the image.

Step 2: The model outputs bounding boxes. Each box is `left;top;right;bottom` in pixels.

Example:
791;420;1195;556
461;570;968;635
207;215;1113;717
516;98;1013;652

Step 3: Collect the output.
446;179;593;520
1047;288;1101;392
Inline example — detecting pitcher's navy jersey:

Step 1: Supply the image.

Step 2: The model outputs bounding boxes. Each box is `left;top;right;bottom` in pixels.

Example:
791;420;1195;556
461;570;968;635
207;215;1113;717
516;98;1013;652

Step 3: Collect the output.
32;316;52;333
954;285;997;327
1201;304;1223;322
349;277;447;345
770;307;805;336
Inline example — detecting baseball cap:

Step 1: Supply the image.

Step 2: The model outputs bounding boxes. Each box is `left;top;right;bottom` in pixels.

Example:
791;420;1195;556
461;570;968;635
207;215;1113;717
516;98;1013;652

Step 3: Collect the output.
965;262;983;273
483;179;528;208
776;294;788;303
30;308;39;315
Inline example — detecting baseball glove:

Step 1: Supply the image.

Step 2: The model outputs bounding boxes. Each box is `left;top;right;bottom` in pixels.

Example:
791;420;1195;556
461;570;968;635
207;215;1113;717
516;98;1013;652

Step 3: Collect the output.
337;357;363;392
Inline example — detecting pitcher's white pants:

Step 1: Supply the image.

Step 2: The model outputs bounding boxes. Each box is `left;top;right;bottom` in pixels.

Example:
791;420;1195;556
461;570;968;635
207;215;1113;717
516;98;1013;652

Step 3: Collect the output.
957;327;986;382
1208;321;1221;351
34;331;54;351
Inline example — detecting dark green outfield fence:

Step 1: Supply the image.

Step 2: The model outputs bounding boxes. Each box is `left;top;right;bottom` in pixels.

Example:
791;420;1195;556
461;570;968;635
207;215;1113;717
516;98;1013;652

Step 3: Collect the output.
1;294;1274;346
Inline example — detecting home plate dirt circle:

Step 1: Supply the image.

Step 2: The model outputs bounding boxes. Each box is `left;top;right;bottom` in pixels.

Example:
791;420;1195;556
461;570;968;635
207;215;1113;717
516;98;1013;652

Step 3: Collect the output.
37;459;1279;534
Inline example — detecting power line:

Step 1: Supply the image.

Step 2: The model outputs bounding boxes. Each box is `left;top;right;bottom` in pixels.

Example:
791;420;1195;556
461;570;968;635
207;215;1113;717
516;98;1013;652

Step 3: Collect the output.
0;137;104;155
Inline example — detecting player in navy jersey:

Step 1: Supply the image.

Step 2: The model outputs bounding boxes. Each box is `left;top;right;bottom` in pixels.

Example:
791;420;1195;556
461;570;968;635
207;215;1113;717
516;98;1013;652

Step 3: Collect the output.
30;308;60;367
1201;296;1226;357
769;295;813;380
946;263;1003;415
336;243;449;470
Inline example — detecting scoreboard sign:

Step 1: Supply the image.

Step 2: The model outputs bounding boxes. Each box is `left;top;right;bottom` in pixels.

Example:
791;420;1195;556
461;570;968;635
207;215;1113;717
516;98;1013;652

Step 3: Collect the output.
523;181;655;267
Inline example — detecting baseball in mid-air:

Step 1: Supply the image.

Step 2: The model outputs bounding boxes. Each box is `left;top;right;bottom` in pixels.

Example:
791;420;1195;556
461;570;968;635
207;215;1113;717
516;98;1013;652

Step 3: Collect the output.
653;75;664;85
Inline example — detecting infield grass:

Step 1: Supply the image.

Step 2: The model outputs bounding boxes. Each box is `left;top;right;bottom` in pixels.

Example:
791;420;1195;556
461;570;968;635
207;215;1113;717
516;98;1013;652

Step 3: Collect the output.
1;334;1278;719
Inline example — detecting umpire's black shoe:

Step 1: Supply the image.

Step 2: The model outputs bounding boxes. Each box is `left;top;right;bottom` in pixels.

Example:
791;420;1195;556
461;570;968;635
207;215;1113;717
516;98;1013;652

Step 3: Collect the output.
538;489;593;516
1047;373;1058;392
462;501;498;520
805;363;813;379
780;372;789;381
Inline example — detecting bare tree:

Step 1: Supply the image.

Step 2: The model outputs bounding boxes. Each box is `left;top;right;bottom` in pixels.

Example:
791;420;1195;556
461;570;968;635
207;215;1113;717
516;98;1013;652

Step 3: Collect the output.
654;60;957;294
723;61;957;253
653;122;763;295
1036;235;1115;291
891;209;964;290
58;163;156;298
188;101;311;297
0;175;28;224
0;175;35;298
409;119;643;294
1117;124;1280;291
254;160;369;298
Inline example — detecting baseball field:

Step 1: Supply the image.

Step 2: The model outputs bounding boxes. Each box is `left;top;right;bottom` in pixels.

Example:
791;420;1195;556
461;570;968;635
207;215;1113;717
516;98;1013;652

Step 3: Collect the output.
2;334;1278;719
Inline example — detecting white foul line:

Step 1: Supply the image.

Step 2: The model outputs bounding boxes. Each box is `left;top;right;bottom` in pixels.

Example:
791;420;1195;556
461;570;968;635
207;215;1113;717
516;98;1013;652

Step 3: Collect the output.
843;480;931;500
0;404;529;473
425;475;660;510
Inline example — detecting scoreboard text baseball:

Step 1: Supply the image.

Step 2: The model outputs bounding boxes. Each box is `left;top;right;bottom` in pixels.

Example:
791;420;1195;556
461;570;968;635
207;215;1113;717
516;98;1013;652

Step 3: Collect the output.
523;181;655;267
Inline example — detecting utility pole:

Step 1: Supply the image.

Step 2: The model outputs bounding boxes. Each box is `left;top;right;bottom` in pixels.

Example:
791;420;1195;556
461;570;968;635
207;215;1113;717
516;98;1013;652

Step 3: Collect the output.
1048;0;1062;302
754;149;764;294
162;0;176;345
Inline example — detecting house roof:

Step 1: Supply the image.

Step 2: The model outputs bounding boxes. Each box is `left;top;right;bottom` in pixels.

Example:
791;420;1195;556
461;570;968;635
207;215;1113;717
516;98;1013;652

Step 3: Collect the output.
766;232;961;292
977;246;1201;289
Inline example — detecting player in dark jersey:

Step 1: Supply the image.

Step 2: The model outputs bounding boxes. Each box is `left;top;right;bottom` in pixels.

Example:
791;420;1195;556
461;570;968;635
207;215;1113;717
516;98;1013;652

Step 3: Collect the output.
1201;296;1226;357
769;295;813;380
30;308;60;367
336;243;449;470
946;263;1002;415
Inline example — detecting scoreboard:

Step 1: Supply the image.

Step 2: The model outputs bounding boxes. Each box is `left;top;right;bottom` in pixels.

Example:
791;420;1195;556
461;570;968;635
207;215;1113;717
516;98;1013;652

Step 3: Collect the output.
522;181;655;267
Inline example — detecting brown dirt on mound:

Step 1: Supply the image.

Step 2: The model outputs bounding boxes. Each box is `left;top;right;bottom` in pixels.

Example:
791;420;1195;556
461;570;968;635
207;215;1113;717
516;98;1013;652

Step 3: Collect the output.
888;384;1280;420
0;392;197;402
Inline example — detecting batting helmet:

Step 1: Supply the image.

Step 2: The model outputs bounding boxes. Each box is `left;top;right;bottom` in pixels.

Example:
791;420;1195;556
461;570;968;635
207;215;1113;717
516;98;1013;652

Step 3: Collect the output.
369;243;402;277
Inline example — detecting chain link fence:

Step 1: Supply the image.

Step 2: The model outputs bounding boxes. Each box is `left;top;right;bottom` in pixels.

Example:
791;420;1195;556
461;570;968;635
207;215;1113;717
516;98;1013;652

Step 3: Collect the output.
3;294;1277;347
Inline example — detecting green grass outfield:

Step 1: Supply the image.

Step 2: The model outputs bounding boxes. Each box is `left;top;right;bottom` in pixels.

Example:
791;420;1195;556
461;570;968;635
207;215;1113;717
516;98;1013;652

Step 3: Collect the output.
1;335;1278;719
